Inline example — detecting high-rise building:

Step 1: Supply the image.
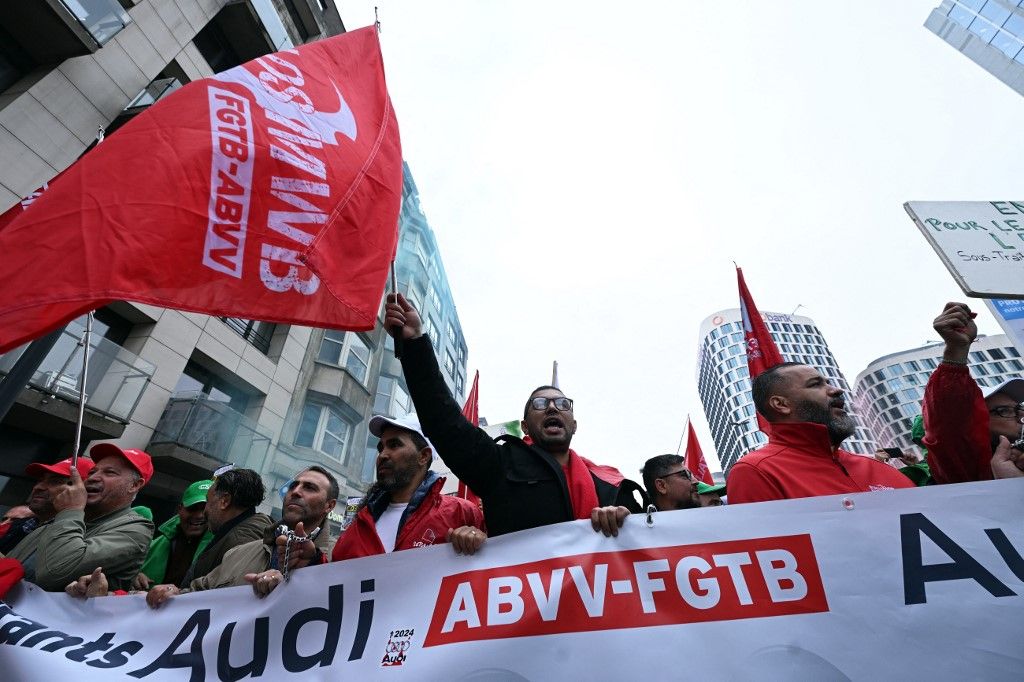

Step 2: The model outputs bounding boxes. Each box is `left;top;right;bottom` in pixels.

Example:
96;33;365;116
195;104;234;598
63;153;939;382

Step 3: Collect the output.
697;309;876;474
0;1;411;530
369;162;469;493
853;334;1024;452
925;1;1024;96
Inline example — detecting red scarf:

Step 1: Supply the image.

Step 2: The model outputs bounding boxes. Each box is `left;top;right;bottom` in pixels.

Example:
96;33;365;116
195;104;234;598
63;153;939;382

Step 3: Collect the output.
523;437;624;520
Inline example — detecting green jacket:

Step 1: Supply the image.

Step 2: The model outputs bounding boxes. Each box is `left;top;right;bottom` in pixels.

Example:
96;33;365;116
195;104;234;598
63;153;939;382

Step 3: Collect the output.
5;506;153;591
139;515;213;585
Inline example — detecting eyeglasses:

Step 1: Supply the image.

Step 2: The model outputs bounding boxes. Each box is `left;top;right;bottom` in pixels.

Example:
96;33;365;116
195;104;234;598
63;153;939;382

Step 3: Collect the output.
529;396;574;412
988;405;1024;419
658;469;693;482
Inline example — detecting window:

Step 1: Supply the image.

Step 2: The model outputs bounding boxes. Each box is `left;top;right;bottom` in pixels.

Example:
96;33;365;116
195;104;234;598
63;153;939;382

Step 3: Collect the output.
423;316;438;341
989;348;1007;360
295;403;351;462
221;318;275;354
174;360;250;411
318;331;372;383
374;377;411;416
429;286;442;311
447;322;457;345
444;351;456;376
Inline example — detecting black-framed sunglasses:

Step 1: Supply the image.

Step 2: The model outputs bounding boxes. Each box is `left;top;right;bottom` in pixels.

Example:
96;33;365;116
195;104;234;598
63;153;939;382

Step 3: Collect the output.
529;396;574;412
659;469;693;482
988;405;1024;419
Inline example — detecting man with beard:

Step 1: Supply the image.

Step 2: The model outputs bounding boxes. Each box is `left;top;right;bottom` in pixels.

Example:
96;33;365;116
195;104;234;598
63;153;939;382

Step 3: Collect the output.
332;414;485;561
0;457;94;554
6;444;154;591
729;362;914;504
641;455;701;512
921;301;1024;483
384;294;642;538
145;466;338;606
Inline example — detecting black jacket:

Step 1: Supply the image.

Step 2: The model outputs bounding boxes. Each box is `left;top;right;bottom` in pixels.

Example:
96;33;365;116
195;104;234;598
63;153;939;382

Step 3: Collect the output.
402;335;642;537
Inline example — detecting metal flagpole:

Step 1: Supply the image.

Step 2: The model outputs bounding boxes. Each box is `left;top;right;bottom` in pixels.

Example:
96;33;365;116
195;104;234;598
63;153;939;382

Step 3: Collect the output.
70;312;93;468
390;261;402;359
675;416;690;456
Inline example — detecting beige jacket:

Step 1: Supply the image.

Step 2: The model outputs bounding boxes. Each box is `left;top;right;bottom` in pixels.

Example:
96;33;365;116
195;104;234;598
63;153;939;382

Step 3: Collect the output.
5;506;153;591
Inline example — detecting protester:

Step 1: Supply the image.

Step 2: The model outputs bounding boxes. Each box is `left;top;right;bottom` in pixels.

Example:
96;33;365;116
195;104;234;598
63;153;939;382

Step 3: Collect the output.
728;362;915;503
0;505;32;548
922;301;1024;483
696;481;726;506
145;466;337;606
132;480;213;590
383;293;642;537
329;414;485;561
177;467;271;586
0;457;94;555
641;455;701;512
5;444;153;591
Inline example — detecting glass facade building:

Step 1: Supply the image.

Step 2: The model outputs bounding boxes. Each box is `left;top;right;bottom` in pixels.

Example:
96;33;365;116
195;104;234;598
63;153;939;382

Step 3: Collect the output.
853;334;1023;453
925;1;1024;95
697;309;876;474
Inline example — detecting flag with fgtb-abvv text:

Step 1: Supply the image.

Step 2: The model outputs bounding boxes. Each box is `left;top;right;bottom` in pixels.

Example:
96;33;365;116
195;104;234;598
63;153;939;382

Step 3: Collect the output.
0;26;401;353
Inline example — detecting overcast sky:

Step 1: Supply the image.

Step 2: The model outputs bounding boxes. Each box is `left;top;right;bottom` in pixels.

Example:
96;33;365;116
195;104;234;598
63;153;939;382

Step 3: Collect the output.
340;1;1022;476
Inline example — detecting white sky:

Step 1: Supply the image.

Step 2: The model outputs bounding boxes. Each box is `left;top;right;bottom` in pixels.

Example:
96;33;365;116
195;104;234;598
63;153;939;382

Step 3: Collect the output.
340;1;1023;477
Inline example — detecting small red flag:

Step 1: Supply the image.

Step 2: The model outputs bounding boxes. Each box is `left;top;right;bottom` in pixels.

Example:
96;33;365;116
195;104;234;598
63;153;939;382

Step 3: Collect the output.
683;419;714;486
737;267;785;434
0;26;402;353
457;371;482;505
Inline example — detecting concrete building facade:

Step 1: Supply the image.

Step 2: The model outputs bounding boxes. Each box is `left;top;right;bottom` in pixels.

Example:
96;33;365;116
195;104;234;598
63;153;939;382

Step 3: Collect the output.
697;309;877;474
0;0;423;529
925;0;1024;96
853;334;1024;453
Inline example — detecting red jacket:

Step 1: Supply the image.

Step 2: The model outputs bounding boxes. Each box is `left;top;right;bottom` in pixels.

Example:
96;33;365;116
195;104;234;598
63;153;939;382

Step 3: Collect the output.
921;362;993;484
332;476;484;561
729;422;915;504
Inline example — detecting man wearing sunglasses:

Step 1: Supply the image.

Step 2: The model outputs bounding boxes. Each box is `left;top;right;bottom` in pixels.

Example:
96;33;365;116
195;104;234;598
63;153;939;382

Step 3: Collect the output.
922;301;1024;483
640;455;701;512
385;293;642;538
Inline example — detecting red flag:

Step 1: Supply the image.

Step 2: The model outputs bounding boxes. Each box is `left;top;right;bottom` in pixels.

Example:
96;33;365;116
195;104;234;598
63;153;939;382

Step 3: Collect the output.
737;267;785;434
683;419;714;486
0;26;402;353
457;371;482;505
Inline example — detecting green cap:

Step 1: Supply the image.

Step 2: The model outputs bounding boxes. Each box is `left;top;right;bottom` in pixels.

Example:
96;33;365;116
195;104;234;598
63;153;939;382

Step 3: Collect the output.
696;482;726;495
182;480;213;508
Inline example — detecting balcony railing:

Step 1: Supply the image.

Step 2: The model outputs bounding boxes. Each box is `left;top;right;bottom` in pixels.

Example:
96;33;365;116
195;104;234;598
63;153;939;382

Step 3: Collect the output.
150;392;272;471
59;0;131;46
0;322;154;423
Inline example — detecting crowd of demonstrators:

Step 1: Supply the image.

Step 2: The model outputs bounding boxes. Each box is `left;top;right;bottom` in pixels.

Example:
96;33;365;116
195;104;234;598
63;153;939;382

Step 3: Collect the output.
384;292;643;539
132;480;213;590
922;301;1024;483
2;444;153;591
728;362;915;504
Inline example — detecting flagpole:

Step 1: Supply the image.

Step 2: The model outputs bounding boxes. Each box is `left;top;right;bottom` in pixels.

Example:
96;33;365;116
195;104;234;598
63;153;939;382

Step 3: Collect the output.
676;415;690;456
390;260;402;359
70;312;93;468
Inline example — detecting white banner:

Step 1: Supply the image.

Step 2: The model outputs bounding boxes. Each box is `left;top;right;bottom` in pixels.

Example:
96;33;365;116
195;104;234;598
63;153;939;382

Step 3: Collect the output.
2;480;1023;680
905;200;1024;299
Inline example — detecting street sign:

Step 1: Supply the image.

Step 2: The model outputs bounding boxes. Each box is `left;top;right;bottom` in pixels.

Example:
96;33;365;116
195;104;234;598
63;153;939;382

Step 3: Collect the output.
905;201;1024;299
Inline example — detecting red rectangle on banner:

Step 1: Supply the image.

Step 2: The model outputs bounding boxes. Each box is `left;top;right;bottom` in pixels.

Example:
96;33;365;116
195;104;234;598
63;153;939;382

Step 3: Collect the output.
424;534;828;646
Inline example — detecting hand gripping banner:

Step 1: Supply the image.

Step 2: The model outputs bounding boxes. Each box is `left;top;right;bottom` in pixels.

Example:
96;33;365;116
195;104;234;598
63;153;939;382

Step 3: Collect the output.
1;480;1023;679
0;26;401;353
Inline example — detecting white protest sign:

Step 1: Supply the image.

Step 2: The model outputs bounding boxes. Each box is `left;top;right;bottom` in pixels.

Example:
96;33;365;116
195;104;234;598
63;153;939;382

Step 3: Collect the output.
1;480;1023;680
905;201;1024;299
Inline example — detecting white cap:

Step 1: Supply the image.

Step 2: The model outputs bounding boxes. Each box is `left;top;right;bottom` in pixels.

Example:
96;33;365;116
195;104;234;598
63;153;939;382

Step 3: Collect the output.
368;413;436;462
982;378;1024;403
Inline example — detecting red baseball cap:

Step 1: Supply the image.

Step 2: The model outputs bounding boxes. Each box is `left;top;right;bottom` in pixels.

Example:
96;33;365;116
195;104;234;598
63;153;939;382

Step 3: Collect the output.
89;443;154;484
24;456;95;480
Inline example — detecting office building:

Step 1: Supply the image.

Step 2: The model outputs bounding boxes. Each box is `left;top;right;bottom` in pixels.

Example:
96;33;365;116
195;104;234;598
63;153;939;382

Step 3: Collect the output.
925;1;1024;96
853;334;1023;453
697;309;876;474
0;0;401;529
